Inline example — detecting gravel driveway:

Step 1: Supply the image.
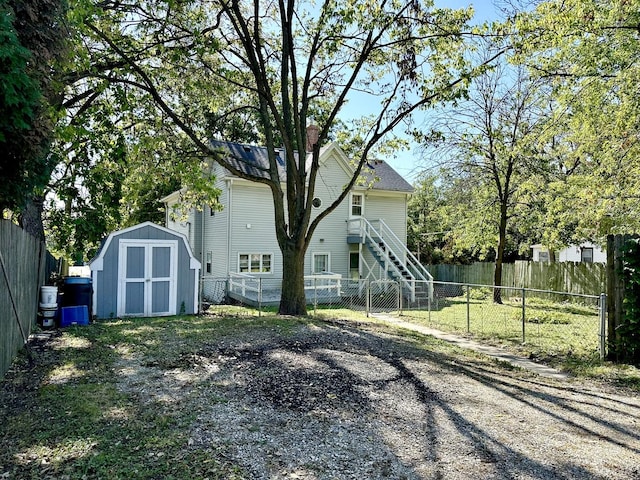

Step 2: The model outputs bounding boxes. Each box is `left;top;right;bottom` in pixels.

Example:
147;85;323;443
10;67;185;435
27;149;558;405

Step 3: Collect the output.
119;319;640;479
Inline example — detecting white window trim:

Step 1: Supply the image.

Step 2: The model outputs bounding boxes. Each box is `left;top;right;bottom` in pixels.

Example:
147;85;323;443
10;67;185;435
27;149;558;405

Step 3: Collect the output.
205;251;213;275
350;192;364;217
312;252;331;274
581;247;594;263
237;252;274;274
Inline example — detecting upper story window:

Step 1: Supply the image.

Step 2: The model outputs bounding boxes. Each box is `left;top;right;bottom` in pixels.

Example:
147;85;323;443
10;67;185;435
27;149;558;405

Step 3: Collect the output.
239;253;272;273
351;194;363;216
581;247;594;263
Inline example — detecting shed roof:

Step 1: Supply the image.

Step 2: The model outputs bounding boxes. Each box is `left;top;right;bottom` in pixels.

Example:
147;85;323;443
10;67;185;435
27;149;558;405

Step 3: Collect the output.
89;221;200;271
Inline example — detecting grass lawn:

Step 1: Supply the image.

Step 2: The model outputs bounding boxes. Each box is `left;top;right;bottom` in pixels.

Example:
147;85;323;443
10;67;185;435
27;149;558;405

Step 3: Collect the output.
402;295;600;357
1;308;639;479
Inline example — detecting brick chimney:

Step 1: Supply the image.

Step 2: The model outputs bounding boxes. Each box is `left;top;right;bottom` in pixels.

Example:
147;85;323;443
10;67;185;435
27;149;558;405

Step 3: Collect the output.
306;124;320;152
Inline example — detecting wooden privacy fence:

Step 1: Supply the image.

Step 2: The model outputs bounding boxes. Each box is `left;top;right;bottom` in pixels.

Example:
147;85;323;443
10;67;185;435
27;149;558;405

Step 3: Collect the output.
426;261;606;296
0;220;55;379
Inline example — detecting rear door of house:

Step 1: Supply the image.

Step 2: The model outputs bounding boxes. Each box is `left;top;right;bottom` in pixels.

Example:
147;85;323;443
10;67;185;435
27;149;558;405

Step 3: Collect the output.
117;240;178;317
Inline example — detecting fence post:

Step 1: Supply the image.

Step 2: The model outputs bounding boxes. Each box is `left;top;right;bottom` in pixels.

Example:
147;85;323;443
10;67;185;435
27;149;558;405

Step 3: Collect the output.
521;287;526;343
398;280;403;316
366;280;370;317
314;277;318;315
428;284;432;324
466;284;470;333
599;293;607;360
258;277;262;317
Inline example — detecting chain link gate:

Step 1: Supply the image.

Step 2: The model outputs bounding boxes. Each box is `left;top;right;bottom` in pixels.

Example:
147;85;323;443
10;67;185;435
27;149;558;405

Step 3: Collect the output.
368;280;400;314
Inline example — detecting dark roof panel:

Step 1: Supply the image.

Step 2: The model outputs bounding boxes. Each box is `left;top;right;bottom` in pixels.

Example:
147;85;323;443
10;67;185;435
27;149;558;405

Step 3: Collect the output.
211;140;412;193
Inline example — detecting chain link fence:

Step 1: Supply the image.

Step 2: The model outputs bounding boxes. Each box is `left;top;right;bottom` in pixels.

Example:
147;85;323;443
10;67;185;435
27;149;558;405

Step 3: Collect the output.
401;281;605;359
200;276;606;359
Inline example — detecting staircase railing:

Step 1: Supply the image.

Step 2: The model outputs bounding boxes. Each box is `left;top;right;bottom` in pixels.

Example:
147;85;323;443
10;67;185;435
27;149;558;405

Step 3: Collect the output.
372;219;434;286
348;218;433;301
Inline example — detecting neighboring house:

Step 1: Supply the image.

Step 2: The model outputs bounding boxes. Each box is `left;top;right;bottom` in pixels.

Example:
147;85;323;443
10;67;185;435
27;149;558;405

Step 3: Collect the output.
531;242;607;263
161;136;431;305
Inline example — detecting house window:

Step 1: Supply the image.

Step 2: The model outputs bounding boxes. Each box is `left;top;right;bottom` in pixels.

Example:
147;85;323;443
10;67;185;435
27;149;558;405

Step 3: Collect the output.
538;251;550;262
581;247;594;263
313;253;330;273
238;253;272;273
351;194;363;216
206;251;212;274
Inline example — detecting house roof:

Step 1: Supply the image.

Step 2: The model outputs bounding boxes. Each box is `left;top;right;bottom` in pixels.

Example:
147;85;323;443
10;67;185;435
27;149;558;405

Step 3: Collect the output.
359;159;413;192
211;140;286;181
211;140;413;193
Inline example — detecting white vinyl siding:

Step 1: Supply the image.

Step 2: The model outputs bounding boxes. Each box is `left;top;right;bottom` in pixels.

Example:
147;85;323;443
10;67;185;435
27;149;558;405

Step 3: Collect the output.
304;150;353;277
201;168;231;278
365;194;408;243
166;207;194;245
230;182;283;277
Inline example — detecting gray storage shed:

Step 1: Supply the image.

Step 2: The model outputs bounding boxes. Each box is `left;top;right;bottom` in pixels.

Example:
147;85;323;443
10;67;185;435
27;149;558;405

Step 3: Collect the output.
89;222;200;318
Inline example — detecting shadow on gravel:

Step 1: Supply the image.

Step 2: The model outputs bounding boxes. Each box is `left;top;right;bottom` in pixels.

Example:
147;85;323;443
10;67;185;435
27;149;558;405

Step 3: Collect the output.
197;321;640;479
1;318;639;479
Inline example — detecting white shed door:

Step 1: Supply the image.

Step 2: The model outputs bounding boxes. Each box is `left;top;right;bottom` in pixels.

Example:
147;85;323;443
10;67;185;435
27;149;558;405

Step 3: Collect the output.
117;240;178;317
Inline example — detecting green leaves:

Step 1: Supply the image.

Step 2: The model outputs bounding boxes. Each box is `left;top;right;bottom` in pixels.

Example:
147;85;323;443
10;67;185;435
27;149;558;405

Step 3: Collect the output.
514;0;640;241
0;2;43;208
618;237;640;364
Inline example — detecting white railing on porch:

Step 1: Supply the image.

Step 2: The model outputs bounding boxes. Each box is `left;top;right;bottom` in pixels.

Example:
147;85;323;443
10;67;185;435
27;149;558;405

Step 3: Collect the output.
229;272;261;298
304;272;342;296
229;272;342;298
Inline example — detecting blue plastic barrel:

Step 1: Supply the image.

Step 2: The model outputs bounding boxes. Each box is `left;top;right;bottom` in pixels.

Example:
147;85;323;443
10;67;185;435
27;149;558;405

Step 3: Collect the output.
63;277;92;319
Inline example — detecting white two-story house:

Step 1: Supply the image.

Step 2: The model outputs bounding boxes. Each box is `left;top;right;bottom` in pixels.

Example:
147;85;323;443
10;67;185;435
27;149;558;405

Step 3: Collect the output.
161;138;431;305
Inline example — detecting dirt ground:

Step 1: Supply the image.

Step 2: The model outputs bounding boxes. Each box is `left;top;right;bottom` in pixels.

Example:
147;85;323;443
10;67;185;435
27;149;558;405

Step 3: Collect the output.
2;317;640;479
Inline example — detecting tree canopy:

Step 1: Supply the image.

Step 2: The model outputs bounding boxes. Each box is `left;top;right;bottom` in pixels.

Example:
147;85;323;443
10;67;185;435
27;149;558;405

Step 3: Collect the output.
73;0;489;314
0;0;67;221
514;0;640;243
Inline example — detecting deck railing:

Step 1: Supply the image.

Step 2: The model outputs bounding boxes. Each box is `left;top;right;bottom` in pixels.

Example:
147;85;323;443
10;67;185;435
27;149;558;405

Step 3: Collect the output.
304;272;342;296
229;272;261;298
228;272;343;299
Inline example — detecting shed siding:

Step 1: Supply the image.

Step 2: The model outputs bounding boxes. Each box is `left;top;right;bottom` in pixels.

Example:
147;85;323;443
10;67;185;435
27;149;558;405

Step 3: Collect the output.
95;237;120;319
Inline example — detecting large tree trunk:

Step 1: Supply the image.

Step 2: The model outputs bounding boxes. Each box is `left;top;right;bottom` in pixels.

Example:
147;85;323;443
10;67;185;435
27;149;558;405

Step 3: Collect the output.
493;205;508;304
18;195;45;241
279;241;308;315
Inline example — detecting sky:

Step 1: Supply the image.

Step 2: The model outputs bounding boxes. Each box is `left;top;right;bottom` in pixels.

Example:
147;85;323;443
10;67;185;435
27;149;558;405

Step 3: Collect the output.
339;0;504;183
